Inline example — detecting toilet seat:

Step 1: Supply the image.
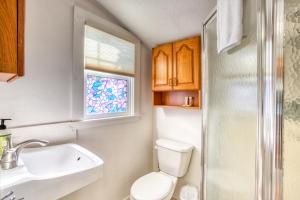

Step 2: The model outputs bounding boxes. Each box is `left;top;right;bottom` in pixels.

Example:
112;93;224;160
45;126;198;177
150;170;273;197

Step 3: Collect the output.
130;172;174;200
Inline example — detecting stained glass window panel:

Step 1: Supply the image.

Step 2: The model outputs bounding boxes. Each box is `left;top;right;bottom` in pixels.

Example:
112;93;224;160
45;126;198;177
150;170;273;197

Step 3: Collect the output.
85;73;128;115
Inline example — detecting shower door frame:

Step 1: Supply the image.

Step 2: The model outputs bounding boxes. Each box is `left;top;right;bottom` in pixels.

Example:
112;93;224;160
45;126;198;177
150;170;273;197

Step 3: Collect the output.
257;0;284;200
201;0;284;200
201;7;217;200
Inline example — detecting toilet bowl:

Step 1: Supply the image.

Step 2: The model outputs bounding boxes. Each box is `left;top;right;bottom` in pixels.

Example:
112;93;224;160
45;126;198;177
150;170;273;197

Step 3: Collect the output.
130;139;194;200
130;172;177;200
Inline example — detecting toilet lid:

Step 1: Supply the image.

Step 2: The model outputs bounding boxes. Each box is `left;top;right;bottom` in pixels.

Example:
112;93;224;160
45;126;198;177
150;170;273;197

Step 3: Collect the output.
131;172;173;200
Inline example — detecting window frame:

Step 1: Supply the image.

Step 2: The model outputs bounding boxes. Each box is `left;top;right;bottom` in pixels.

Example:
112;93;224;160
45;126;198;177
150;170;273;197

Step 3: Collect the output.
73;6;141;121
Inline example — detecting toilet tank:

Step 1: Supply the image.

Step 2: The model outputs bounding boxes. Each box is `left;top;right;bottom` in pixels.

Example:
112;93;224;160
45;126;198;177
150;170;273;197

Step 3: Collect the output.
156;139;194;177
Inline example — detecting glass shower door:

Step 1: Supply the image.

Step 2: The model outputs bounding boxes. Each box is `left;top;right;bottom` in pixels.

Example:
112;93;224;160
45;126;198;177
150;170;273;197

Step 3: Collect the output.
203;11;257;200
283;0;300;199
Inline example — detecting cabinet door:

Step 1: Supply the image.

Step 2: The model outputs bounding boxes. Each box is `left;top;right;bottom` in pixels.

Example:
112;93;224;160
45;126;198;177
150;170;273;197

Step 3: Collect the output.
152;43;173;91
173;37;200;90
0;0;24;82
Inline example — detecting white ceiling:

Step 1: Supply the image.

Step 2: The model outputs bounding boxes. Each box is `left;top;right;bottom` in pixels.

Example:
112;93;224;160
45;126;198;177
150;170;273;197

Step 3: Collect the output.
96;0;216;48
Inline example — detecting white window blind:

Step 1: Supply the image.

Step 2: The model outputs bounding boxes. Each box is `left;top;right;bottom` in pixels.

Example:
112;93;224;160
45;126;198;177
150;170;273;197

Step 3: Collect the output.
84;25;136;76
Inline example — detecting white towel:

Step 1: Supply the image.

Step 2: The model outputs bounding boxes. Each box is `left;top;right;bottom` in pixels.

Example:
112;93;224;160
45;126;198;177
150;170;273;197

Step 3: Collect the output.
217;0;243;54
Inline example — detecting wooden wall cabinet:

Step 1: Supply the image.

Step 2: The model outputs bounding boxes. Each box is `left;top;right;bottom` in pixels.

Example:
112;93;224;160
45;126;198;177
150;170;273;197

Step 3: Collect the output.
0;0;25;82
152;43;173;91
152;36;201;109
173;37;200;90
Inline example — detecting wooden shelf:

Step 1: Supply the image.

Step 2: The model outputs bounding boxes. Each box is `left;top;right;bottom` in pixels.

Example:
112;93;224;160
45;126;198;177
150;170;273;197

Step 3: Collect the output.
153;105;201;109
153;90;201;109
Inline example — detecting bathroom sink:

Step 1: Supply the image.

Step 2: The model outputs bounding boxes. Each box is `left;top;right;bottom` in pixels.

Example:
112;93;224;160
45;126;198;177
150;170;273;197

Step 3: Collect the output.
20;144;101;177
0;144;104;200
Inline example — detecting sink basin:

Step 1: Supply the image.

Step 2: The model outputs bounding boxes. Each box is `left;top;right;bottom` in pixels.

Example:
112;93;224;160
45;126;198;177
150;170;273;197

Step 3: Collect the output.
21;144;101;178
0;144;104;200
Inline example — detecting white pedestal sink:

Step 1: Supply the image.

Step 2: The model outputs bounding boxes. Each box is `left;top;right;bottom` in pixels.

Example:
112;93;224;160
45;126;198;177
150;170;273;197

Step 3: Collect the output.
0;144;104;200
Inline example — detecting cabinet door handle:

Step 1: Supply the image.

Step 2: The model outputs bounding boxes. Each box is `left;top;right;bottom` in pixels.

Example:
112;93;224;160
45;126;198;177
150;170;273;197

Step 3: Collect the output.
173;78;178;86
168;78;172;86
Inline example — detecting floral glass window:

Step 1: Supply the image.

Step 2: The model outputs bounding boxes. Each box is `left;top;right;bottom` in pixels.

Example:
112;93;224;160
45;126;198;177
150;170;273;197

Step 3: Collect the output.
85;71;130;115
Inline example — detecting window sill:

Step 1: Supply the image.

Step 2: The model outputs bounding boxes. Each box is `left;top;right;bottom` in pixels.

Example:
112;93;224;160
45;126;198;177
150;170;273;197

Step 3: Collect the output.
71;115;141;130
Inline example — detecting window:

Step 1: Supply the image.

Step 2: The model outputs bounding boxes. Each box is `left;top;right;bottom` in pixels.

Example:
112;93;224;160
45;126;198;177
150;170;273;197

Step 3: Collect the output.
73;7;140;121
85;70;132;117
84;25;135;119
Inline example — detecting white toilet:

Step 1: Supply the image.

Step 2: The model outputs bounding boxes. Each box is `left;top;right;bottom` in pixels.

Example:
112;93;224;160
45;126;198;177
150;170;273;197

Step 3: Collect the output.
130;139;194;200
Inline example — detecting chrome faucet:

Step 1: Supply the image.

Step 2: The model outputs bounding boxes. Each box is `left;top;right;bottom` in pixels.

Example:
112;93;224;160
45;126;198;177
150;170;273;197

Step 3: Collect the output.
0;138;49;170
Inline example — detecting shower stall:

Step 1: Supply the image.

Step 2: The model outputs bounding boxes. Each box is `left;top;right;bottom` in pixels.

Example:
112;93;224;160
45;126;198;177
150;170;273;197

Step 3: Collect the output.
282;0;300;199
201;0;300;200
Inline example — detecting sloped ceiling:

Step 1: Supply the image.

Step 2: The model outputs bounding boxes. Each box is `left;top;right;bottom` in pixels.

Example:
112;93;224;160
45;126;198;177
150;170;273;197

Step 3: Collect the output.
96;0;216;47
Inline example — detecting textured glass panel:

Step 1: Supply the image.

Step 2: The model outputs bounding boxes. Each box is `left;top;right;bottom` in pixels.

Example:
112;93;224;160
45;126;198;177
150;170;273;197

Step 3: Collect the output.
283;0;300;199
85;72;128;115
85;25;135;75
204;16;257;200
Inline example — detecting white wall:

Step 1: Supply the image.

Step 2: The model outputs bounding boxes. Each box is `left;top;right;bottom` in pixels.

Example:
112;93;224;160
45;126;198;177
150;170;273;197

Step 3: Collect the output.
153;108;202;199
0;0;118;127
0;0;153;199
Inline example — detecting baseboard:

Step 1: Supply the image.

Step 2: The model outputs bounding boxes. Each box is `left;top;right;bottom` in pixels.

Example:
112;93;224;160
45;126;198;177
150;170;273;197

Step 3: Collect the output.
123;195;177;200
122;195;130;200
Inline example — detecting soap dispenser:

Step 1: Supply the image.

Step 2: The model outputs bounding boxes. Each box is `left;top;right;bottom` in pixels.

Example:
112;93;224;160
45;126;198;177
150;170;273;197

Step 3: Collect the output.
0;119;12;158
